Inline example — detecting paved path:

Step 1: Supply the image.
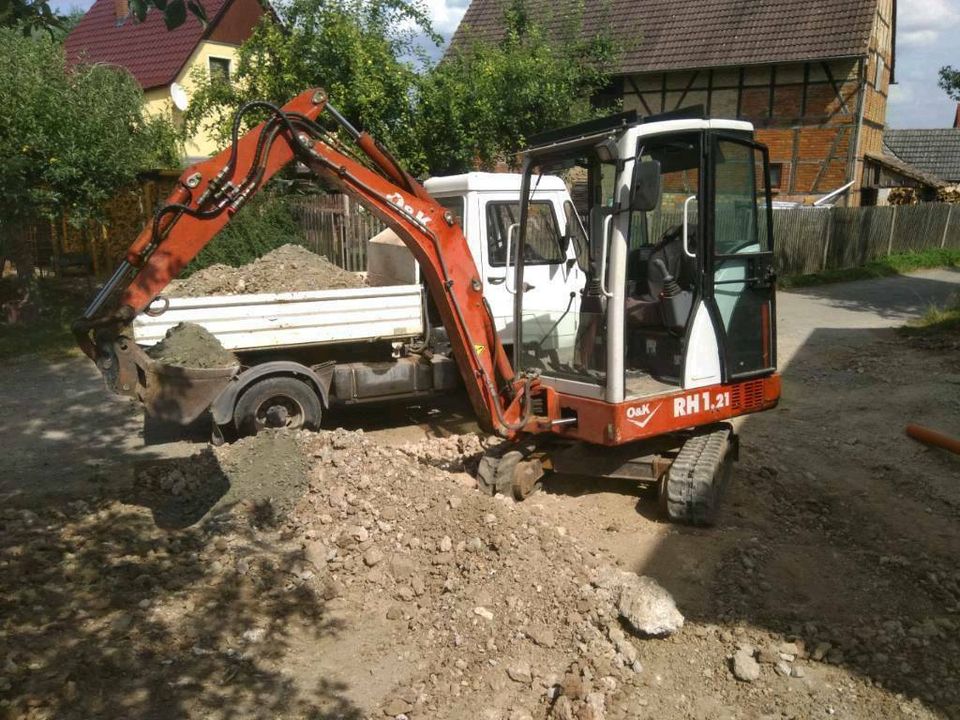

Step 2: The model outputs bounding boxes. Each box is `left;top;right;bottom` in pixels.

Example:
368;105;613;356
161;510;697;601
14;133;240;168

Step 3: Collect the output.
1;268;956;503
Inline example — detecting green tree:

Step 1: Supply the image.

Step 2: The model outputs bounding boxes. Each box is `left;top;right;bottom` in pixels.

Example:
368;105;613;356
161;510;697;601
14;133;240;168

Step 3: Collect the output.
0;27;179;276
184;0;438;172
413;0;619;174
0;0;64;35
939;65;960;102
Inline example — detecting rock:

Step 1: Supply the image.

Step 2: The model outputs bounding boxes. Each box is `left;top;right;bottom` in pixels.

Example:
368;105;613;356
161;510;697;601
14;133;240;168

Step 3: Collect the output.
507;661;533;684
584;691;606;720
775;661;792;677
439;536;453;553
411;574;426;597
812;641;832;661
791;666;806;678
382;697;413;716
757;646;780;665
474;606;494;621
303;539;328;569
525;623;557;648
321;579;343;600
350;525;370;543
448;496;462;509
363;548;384;567
483;513;498;525
732;650;761;682
614;574;684;637
466;537;484;553
551;696;577;720
779;641;801;656
508;709;533;720
242;627;266;644
386;605;403;620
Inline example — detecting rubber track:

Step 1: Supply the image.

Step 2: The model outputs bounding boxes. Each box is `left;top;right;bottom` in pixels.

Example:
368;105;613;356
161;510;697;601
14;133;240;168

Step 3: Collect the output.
663;426;731;526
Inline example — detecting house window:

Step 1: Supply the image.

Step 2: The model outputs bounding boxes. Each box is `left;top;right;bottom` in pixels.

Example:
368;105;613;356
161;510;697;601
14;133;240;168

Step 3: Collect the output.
209;57;231;83
769;163;784;191
874;57;885;88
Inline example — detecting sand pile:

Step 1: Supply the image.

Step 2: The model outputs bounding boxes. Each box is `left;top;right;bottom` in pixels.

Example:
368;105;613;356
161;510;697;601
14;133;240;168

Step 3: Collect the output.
167;244;366;297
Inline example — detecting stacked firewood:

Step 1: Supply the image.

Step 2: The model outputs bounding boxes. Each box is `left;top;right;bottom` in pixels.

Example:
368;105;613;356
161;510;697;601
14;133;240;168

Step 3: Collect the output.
887;187;919;205
937;185;960;204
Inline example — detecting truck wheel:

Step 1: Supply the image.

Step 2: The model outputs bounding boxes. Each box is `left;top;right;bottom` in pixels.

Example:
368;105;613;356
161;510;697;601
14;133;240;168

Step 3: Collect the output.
233;376;322;436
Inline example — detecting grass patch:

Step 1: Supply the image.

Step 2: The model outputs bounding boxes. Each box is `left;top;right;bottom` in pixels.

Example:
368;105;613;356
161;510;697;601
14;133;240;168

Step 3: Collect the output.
898;293;960;350
780;248;960;289
0;279;89;361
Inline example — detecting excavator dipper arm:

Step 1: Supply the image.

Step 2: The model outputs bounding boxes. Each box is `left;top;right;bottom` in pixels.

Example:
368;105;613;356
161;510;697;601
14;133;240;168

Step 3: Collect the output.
74;89;529;436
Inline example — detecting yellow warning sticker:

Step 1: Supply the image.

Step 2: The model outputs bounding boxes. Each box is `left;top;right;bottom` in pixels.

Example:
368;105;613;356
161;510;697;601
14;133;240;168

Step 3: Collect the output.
474;344;486;355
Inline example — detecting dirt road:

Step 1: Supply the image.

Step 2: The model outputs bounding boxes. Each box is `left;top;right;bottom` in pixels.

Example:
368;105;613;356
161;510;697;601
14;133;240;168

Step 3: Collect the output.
1;268;957;719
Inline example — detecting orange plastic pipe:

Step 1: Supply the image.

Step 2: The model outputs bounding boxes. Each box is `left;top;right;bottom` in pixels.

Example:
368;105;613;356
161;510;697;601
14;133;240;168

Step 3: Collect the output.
906;424;960;456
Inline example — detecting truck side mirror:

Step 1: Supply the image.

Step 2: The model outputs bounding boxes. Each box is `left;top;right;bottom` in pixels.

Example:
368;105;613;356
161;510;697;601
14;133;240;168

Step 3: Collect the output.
559;232;572;254
632;159;662;212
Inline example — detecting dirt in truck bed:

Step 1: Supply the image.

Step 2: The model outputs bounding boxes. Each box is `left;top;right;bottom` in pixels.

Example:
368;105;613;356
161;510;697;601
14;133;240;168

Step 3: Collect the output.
166;244;366;297
145;322;238;368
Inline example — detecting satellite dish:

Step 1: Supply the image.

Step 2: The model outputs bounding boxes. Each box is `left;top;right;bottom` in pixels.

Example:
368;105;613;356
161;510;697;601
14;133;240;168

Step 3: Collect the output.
170;82;189;111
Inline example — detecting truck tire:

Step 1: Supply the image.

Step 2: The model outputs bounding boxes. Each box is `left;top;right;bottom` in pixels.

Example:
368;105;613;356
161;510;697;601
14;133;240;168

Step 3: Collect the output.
233;376;322;437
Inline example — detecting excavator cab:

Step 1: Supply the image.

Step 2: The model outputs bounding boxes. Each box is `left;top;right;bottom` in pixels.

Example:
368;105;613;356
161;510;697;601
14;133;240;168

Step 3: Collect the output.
501;111;781;522
515;111;778;405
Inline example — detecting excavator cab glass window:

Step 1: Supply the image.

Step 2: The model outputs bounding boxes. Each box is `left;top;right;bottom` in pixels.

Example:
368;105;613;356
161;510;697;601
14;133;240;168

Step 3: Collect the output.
516;150;617;388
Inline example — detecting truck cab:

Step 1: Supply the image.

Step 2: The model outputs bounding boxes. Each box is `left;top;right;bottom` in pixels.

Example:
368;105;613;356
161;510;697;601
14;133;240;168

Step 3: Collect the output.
425;173;581;343
368;172;582;348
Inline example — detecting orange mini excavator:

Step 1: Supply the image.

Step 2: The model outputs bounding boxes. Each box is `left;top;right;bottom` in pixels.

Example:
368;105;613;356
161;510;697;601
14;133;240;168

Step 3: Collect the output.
76;90;780;525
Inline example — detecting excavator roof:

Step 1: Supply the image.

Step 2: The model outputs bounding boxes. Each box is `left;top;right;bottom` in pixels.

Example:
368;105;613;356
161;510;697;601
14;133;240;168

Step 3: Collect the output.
424;172;567;196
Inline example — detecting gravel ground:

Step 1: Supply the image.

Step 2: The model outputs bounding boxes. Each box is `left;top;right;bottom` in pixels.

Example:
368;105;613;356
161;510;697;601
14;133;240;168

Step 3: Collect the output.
0;270;957;719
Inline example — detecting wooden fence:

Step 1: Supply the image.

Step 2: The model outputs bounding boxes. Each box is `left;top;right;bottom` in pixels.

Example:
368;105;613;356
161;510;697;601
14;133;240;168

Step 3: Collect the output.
289;198;960;279
289;195;385;273
773;204;959;276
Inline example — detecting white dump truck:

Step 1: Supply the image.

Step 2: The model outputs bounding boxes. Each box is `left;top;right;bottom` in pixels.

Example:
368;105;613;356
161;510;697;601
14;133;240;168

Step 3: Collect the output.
133;173;583;439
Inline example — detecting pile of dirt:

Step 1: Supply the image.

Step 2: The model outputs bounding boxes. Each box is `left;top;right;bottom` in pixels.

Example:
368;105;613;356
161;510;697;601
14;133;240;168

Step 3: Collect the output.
145;322;238;368
128;430;684;719
167;244;366;297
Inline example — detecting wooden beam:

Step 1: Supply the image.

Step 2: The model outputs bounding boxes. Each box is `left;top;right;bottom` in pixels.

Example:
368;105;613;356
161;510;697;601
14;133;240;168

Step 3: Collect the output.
812;126;849;192
675;70;699;110
822;61;851;116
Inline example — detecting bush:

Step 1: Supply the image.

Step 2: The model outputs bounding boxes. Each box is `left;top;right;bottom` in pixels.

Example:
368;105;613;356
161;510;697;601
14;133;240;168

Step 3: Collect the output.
183;193;306;274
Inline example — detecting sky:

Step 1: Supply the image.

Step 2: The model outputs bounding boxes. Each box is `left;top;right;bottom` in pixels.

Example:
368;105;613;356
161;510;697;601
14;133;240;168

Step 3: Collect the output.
54;0;958;129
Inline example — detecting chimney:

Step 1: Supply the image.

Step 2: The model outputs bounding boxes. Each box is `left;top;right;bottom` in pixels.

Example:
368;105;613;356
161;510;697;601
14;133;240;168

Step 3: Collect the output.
114;0;129;21
955;104;960;130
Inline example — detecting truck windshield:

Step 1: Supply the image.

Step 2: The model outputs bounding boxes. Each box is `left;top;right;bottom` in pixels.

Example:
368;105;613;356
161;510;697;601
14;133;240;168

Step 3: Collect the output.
516;152;616;387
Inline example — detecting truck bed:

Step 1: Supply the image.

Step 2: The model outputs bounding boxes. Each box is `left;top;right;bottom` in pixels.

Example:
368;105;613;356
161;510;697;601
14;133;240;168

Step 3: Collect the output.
133;284;424;352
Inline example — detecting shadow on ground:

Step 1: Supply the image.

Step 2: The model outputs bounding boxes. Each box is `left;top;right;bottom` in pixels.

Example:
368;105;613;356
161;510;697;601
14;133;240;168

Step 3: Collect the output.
0;464;360;719
540;308;959;715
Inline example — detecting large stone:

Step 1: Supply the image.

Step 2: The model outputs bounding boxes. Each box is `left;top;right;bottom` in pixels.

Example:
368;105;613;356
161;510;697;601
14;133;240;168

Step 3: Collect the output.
732;650;761;682
615;575;684;637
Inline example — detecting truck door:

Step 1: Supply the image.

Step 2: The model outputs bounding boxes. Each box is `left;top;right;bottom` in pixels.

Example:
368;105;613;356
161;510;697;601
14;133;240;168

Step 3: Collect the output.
707;134;777;380
481;195;571;344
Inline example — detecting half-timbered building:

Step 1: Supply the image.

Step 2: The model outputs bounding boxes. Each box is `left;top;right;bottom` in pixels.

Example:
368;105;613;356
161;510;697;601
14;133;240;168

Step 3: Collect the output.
450;0;898;206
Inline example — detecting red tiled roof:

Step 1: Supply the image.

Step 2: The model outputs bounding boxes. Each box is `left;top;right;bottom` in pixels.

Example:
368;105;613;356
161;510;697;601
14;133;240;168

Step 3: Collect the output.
450;0;880;74
65;0;230;90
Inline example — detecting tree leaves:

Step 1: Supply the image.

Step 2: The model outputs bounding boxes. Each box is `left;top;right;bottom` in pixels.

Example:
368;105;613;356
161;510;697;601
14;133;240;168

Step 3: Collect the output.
0;28;180;225
939;66;960;103
162;0;186;30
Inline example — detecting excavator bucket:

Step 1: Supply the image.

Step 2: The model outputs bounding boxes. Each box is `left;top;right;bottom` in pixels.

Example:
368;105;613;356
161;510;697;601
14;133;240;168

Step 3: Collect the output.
100;336;239;425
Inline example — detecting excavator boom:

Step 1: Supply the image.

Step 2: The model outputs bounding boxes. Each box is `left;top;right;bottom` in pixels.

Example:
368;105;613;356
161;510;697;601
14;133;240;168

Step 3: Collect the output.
75;89;526;436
